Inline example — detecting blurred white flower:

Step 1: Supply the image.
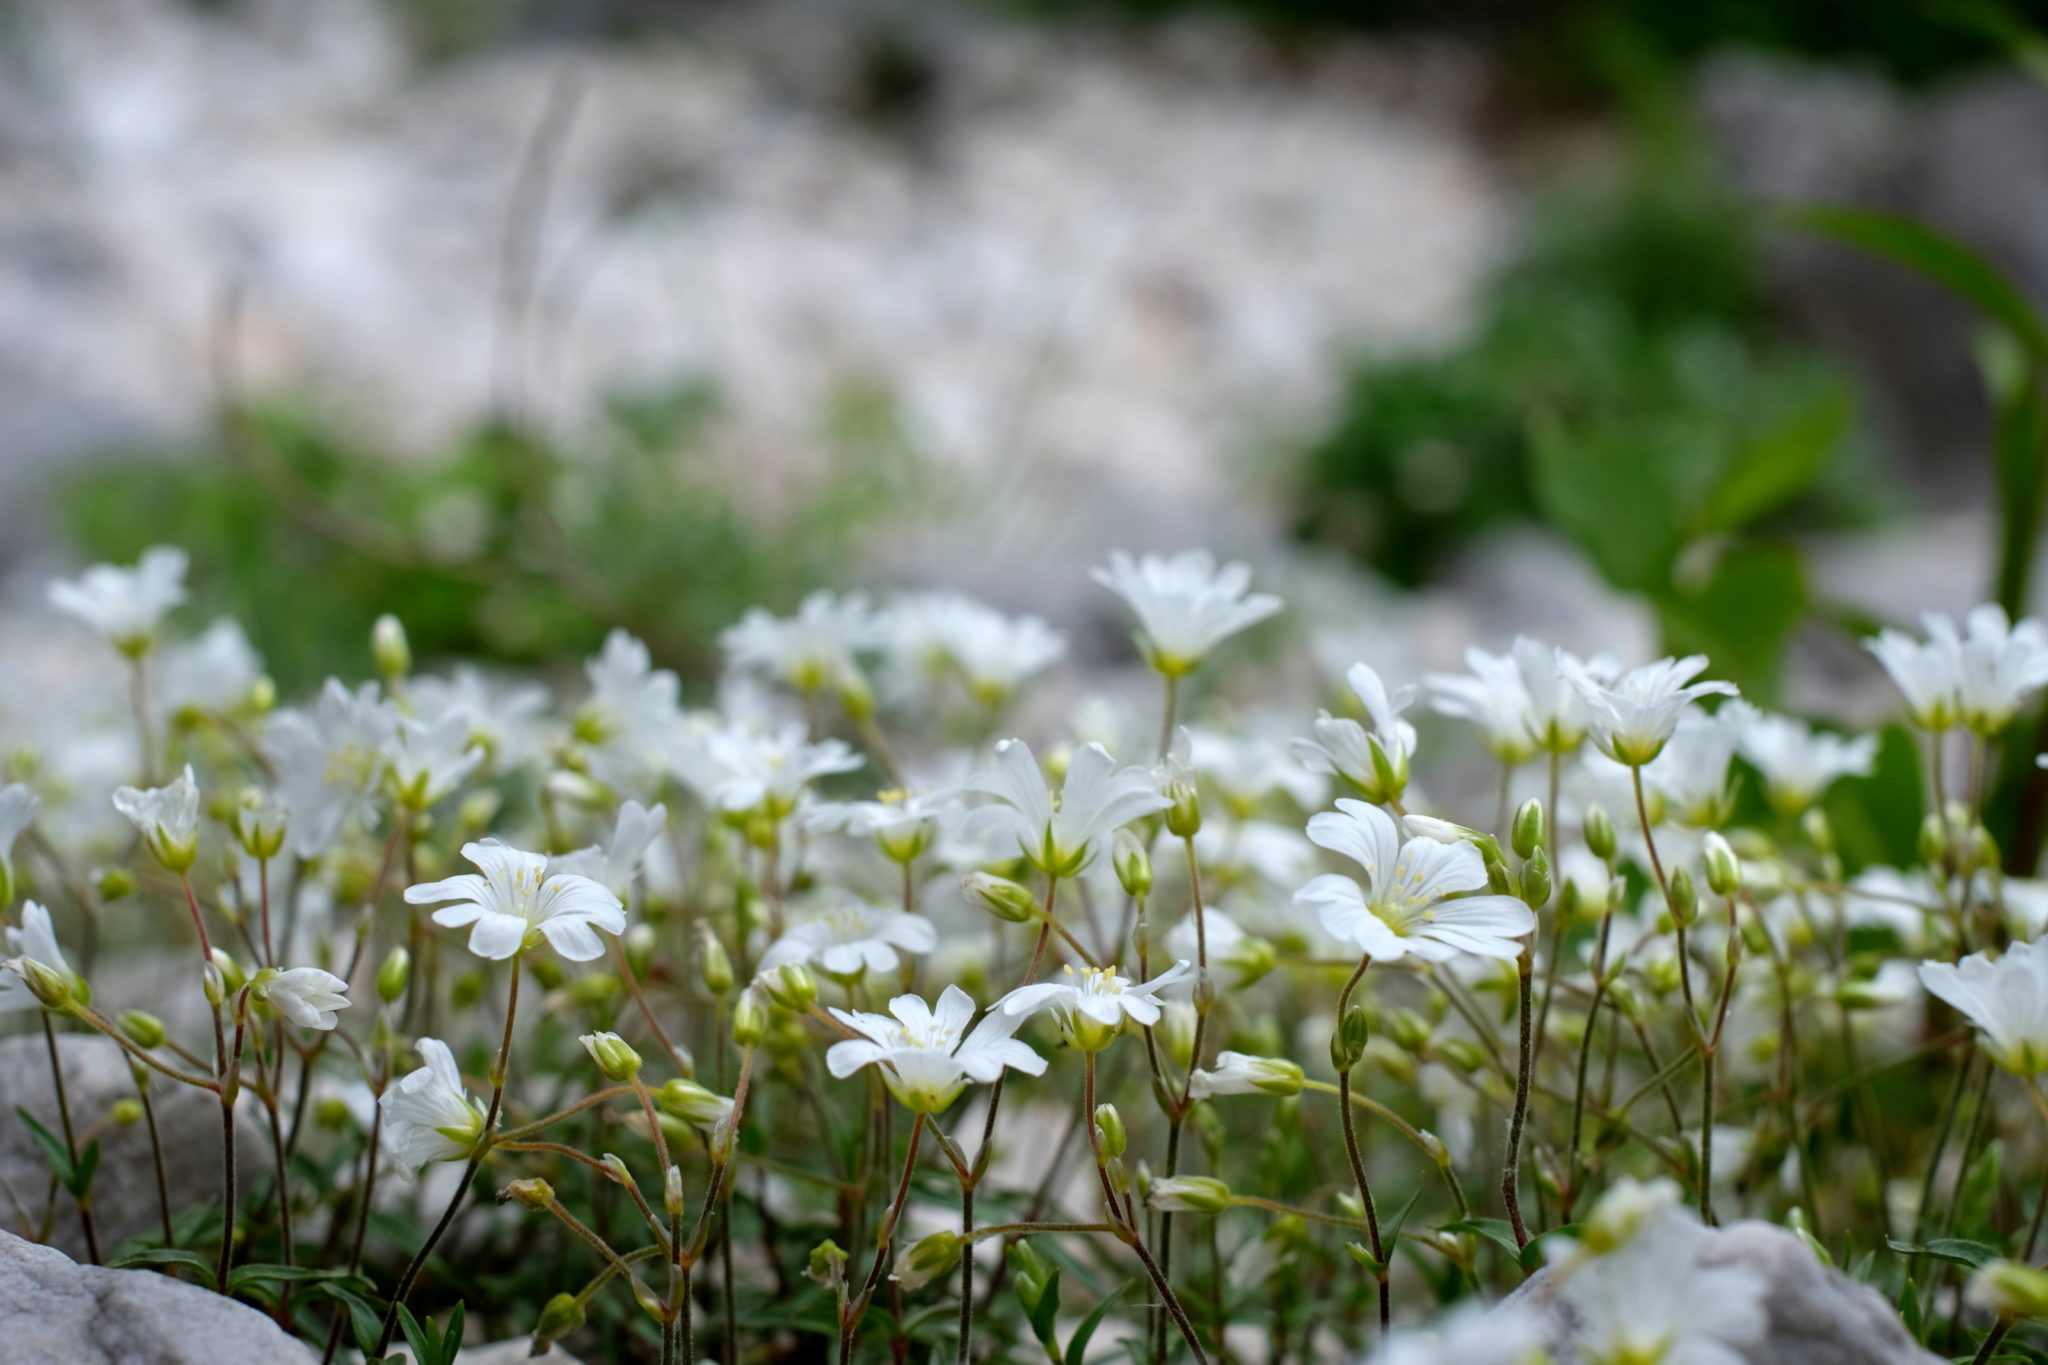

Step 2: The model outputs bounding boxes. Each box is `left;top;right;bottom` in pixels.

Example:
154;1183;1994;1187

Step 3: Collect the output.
1091;549;1281;676
549;800;667;898
577;630;684;796
966;738;1169;878
693;722;863;818
1426;644;1537;764
1294;799;1533;962
826;985;1044;1113
384;712;484;811
155;618;262;722
760;896;938;978
721;591;877;695
1566;655;1737;767
410;665;549;770
1293;662;1418;803
112;764;201;871
1366;1302;1545;1365
1646;701;1752;828
805;784;960;864
266;679;401;858
1868;605;2048;735
1738;711;1877;815
48;546;188;654
1187;1050;1302;1098
882;591;1065;707
405;838;625;961
1920;940;2048;1075
0;901;70;1014
381;1037;485;1176
1188;727;1324;814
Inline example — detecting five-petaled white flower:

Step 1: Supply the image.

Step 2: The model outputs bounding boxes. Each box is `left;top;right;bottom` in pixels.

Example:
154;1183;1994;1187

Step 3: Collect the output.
882;591;1067;707
256;967;351;1031
1919;940;2048;1075
384;712;485;812
48;546;188;655
405;839;626;961
1738;711;1877;815
760;896;938;978
1645;702;1753;829
721;591;878;695
266;679;401;858
999;960;1194;1052
1869;605;2048;736
112;765;202;871
380;1037;486;1176
1090;549;1282;676
1294;799;1534;963
966;739;1170;878
1293;663;1418;805
1565;655;1738;767
0;902;71;1014
549;800;668;898
804;785;960;864
1426;645;1539;764
826;985;1046;1113
691;722;864;819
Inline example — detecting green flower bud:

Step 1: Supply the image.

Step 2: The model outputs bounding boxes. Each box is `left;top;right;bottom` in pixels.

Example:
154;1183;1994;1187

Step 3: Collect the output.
314;1097;355;1132
1437;1038;1485;1073
665;1164;685;1217
372;614;411;680
1093;1103;1127;1159
533;1292;586;1346
1330;1005;1371;1071
696;923;735;996
1365;733;1408;807
1165;783;1201;840
600;1153;636;1188
1702;832;1741;898
761;962;818;1012
732;986;770;1048
450;970;485;1010
1968;1259;2048;1322
95;866;134;903
110;1097;142;1126
1511;798;1546;860
1584;805;1617;862
1918;811;1947;865
1666;867;1699;929
962;871;1038;924
1112;830;1153;899
1800;806;1834;855
1225;934;1278;987
210;948;247;996
109;1016;165;1060
376;947;411;1005
1148;1175;1232;1214
1520;846;1551;909
502;1177;556;1211
580;1031;643;1082
659;1078;735;1128
1382;1008;1429;1055
806;1239;848;1289
893;1230;963;1292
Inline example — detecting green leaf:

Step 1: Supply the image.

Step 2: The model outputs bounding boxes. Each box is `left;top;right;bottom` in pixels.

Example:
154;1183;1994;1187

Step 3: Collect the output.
1899;1273;1923;1343
1658;542;1808;703
103;1246;218;1288
1519;1224;1580;1274
15;1108;75;1188
440;1302;466;1365
1528;412;1689;592
1885;1236;2002;1269
1979;326;2048;617
226;1264;354;1294
1696;381;1851;534
1026;1264;1062;1348
68;1138;99;1201
317;1281;385;1356
396;1303;434;1365
1064;1282;1132;1365
1782;205;2048;366
1437;1218;1521;1261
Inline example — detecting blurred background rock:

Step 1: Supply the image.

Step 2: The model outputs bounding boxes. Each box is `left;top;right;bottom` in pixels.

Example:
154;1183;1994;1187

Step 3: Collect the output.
3;0;2046;734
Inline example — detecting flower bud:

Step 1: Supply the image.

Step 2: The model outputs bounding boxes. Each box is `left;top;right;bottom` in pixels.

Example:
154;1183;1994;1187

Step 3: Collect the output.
533;1293;586;1346
503;1177;556;1212
1918;811;1947;866
1584;805;1617;862
210;947;247;996
1520;846;1551;910
377;946;411;1005
111;1098;142;1126
1365;733;1408;807
1093;1103;1127;1159
95;866;135;903
893;1230;963;1292
836;670;875;723
659;1078;735;1128
1702;832;1741;898
202;960;226;1009
1437;1038;1485;1073
1382;1008;1428;1055
962;871;1037;924
761;962;818;1012
665;1163;685;1217
1800;806;1834;855
119;1009;166;1049
6;956;69;1012
732;986;770;1048
695;923;734;996
629;1275;668;1324
1147;1175;1232;1214
1666;867;1699;929
1165;783;1201;840
1112;830;1153;899
580;1031;644;1082
372;614;411;681
230;791;288;861
806;1239;848;1289
1511;799;1546;860
1330;1005;1371;1071
1968;1259;2048;1322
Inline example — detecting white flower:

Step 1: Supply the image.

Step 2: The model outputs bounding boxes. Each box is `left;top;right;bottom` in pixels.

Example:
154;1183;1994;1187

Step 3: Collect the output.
1294;799;1534;963
404;839;626;961
1090;549;1282;675
1868;606;2048;735
1426;645;1537;764
1517;637;1617;753
410;666;550;770
47;546;188;654
691;722;863;818
1919;940;2048;1074
1188;728;1324;815
1559;1184;1767;1365
577;631;684;796
258;967;351;1030
155;618;262;721
0;902;70;1014
1187;1051;1303;1098
759;896;938;978
112;764;202;871
1367;1302;1545;1365
804;785;960;863
999;960;1194;1051
1292;663;1417;803
265;679;401;858
384;712;485;811
882;591;1066;706
1164;908;1272;988
0;784;38;886
380;1038;486;1176
966;739;1170;878
826;985;1046;1113
1645;702;1752;828
1738;711;1877;814
721;591;877;694
1566;655;1738;767
549;801;668;898
1192;820;1317;890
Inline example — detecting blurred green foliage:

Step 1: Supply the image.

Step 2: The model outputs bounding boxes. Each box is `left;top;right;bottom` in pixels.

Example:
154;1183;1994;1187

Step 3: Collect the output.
1292;127;1899;706
57;376;916;695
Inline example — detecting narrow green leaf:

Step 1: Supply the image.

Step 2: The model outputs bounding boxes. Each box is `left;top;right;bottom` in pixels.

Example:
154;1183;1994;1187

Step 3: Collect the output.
397;1303;434;1365
439;1302;466;1365
67;1139;99;1200
317;1281;384;1356
1437;1218;1521;1260
1899;1273;1923;1343
103;1246;218;1288
1885;1235;2002;1269
1064;1282;1132;1365
1026;1264;1062;1347
226;1264;352;1293
15;1108;75;1187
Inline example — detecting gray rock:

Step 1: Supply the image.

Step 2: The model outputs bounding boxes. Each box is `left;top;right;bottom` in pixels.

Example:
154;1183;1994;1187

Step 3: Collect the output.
1501;1220;1942;1365
0;1227;316;1362
0;1032;263;1260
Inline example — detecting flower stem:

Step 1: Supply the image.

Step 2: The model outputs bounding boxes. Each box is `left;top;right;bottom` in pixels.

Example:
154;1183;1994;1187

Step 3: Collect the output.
841;1112;926;1362
1334;957;1388;1333
372;956;522;1358
40;1016;99;1263
1501;947;1534;1247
